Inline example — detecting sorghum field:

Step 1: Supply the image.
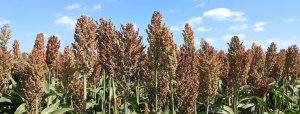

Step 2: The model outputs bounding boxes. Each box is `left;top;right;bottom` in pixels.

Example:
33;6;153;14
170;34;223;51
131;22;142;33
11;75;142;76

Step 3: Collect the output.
0;11;300;114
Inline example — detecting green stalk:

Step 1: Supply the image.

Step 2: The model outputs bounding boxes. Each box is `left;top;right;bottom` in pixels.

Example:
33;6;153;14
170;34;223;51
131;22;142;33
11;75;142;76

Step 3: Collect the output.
195;100;197;114
47;70;51;107
36;93;39;114
71;95;73;108
137;71;140;105
206;104;209;114
170;70;175;114
65;88;67;108
155;62;158;114
109;75;112;114
274;81;277;111
102;70;106;114
83;74;87;114
112;79;117;114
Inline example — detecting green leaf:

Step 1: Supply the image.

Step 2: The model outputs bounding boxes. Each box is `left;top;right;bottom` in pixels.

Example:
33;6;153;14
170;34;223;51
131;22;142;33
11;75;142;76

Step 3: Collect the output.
44;80;49;93
40;99;60;114
14;103;26;114
200;105;234;114
252;96;271;114
49;108;80;114
42;93;56;102
86;102;96;109
0;97;12;103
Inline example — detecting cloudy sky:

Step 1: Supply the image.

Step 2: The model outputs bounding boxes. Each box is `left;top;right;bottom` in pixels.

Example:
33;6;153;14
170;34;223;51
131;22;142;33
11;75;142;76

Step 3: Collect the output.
1;0;299;53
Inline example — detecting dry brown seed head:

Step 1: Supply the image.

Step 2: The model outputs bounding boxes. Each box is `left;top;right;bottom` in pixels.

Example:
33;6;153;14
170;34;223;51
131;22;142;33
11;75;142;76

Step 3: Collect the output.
197;38;221;105
0;23;12;46
72;15;97;77
0;46;12;98
46;35;61;74
12;39;21;60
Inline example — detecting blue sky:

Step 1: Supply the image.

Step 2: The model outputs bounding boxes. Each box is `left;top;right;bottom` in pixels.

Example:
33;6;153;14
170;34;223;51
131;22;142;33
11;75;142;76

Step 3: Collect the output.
1;0;299;54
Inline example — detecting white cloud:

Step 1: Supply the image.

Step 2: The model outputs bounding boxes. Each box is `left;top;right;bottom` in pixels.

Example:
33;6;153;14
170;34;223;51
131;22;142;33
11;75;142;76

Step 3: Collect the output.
66;4;80;10
0;17;11;25
66;4;87;10
196;27;212;31
263;38;297;47
53;13;64;17
168;10;179;13
220;34;245;40
195;38;217;45
170;26;180;31
91;4;101;10
253;27;264;31
54;16;77;30
203;8;247;21
185;17;203;27
252;22;267;31
205;38;216;44
253;22;267;27
193;3;205;8
26;33;34;36
228;24;247;31
283;19;296;22
233;17;248;21
132;23;137;31
43;33;61;38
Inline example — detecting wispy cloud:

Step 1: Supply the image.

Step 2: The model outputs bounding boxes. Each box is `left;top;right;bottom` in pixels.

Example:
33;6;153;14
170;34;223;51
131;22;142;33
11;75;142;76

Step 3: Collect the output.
228;24;247;31
196;27;212;31
170;26;180;31
0;17;11;25
253;27;264;31
66;4;87;10
185;17;203;27
26;33;34;36
253;22;267;31
54;16;77;30
203;8;247;21
90;4;101;10
220;34;246;40
42;33;61;38
253;22;267;27
193;3;205;8
283;19;296;22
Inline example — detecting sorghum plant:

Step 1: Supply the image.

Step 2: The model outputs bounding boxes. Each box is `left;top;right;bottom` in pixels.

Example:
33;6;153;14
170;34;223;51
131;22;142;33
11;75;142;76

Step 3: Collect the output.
218;50;233;97
271;49;286;81
145;11;175;114
12;39;21;60
0;23;12;46
197;38;222;113
227;36;252;114
45;35;61;107
112;22;146;113
71;15;97;113
46;35;61;74
0;46;12;98
95;17;118;114
284;45;299;86
265;42;277;75
16;33;48;114
247;43;274;111
174;23;198;114
58;45;78;107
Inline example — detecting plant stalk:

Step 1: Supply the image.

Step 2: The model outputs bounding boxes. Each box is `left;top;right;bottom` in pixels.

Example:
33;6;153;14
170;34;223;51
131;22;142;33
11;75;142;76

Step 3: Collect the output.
83;74;87;114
